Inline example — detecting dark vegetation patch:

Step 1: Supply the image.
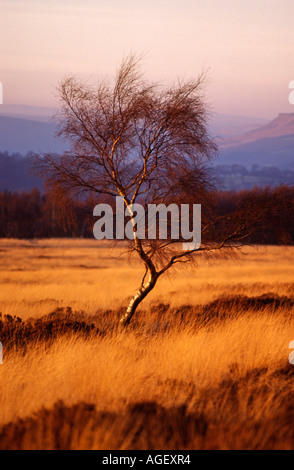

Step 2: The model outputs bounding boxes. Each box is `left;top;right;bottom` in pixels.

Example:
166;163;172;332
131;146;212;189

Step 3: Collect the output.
73;265;107;269
1;293;293;353
204;293;294;312
134;293;294;331
0;308;101;353
0;400;207;450
1;367;294;451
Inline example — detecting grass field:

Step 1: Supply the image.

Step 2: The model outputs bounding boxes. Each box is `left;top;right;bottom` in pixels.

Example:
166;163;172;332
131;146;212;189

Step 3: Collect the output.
0;239;293;449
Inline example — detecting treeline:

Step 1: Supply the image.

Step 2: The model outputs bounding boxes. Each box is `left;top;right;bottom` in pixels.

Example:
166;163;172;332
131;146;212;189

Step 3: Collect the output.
1;152;293;193
0;188;92;238
213;164;294;191
0;185;293;244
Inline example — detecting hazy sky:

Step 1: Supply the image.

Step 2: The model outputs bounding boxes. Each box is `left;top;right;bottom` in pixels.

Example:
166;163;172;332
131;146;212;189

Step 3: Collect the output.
1;0;294;118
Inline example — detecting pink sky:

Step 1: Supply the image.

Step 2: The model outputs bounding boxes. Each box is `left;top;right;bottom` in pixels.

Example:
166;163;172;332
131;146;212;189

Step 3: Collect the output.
1;0;294;119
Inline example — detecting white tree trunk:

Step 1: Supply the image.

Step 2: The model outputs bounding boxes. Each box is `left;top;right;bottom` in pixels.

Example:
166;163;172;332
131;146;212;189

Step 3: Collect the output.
119;271;157;327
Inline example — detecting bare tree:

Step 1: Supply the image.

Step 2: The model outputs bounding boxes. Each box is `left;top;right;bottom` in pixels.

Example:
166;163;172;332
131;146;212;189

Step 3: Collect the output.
34;54;254;326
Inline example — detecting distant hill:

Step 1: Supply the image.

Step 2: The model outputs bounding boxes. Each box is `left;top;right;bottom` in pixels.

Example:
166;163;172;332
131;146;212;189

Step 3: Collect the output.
0;105;267;155
0;106;293;191
1;151;294;194
0;104;58;122
218;113;294;169
0;115;67;155
0;153;43;192
210;113;267;138
220;113;294;147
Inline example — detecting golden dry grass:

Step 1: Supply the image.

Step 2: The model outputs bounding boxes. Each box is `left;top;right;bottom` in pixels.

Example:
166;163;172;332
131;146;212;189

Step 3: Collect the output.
0;239;293;449
0;239;293;317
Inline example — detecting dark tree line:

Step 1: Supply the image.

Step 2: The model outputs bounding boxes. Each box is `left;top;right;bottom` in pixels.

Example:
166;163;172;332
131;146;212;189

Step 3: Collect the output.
0;185;293;244
0;188;92;238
